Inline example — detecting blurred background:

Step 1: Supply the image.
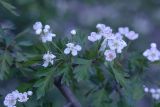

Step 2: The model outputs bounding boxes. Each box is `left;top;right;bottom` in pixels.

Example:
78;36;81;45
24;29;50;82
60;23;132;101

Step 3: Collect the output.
0;0;160;107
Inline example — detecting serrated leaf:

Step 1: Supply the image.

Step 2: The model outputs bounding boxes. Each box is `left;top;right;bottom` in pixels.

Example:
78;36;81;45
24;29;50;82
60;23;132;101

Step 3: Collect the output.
74;65;89;82
92;88;111;107
0;0;19;16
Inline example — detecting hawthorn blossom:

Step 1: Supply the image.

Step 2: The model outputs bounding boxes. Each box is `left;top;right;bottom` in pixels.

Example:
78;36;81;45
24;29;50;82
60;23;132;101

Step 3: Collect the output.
108;35;127;53
96;23;106;31
144;86;160;100
104;50;116;61
97;24;114;39
64;43;82;56
27;91;33;96
33;21;43;35
118;27;129;35
4;93;17;107
4;90;32;107
18;92;29;102
143;43;160;62
125;31;139;40
42;51;56;67
33;22;56;43
88;32;102;42
70;29;76;35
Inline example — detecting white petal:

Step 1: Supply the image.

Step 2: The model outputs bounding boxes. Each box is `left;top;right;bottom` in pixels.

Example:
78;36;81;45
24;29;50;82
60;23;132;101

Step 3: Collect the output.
64;48;71;54
33;22;42;30
42;61;49;67
70;29;76;35
88;36;96;42
66;43;74;47
151;43;157;48
44;25;50;30
35;29;42;35
75;45;82;51
143;50;150;57
71;50;78;56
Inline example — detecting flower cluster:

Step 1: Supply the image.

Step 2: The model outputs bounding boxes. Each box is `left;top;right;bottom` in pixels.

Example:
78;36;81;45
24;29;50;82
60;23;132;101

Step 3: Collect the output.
64;43;82;56
144;86;160;100
43;51;56;67
143;43;160;62
4;90;33;107
88;24;139;61
118;27;139;40
33;22;56;43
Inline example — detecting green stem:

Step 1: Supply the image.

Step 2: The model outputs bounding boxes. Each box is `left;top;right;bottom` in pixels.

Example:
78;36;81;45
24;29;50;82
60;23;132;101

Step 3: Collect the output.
51;42;63;54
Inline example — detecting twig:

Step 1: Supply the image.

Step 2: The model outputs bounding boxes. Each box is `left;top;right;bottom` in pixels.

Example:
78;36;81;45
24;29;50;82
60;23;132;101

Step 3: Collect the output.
54;76;82;107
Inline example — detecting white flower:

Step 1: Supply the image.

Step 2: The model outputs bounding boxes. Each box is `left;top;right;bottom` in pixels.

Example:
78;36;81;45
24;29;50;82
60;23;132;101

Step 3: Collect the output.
100;27;114;39
152;93;160;100
33;22;56;43
150;88;156;94
70;29;76;35
41;32;56;43
42;51;56;67
11;90;20;99
96;23;106;31
143;43;160;62
125;31;139;40
96;24;114;39
17;92;29;103
108;36;127;53
4;90;33;107
64;43;82;56
27;91;33;96
33;22;42;31
4;93;17;107
88;32;102;42
144;87;149;93
118;27;129;35
104;50;116;61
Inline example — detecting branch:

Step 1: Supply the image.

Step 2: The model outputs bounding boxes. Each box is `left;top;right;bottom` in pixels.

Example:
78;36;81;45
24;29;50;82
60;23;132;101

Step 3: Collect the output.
54;76;82;107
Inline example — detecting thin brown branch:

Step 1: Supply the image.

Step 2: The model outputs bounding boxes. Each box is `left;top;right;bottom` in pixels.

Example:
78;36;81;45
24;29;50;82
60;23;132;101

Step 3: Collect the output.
54;76;82;107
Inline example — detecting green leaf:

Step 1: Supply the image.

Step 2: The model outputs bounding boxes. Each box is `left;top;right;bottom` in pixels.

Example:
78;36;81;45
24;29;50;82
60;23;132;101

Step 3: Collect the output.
74;65;89;82
0;0;19;16
92;88;111;107
0;51;13;80
34;69;54;99
72;58;92;65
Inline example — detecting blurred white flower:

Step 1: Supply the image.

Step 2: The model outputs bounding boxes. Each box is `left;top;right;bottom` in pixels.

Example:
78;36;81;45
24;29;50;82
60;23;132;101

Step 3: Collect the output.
18;92;29;102
27;91;33;96
96;23;106;31
33;22;42;32
125;31;139;40
11;90;20;99
4;90;32;107
96;24;114;39
88;32;102;42
43;51;56;67
144;86;160;100
108;36;127;53
118;27;129;35
70;29;76;35
104;50;116;61
64;43;82;56
144;87;149;93
33;22;56;43
143;43;160;62
150;88;156;94
152;93;160;100
4;93;17;107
